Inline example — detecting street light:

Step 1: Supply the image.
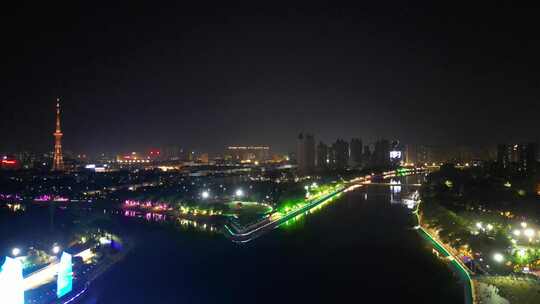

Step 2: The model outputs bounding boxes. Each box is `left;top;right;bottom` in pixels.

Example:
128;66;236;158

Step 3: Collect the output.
513;229;521;237
493;253;504;263
521;222;528;228
52;245;61;254
524;228;535;238
11;247;21;257
235;189;244;198
201;191;210;199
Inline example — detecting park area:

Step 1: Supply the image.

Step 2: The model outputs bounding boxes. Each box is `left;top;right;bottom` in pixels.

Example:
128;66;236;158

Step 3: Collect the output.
478;275;540;304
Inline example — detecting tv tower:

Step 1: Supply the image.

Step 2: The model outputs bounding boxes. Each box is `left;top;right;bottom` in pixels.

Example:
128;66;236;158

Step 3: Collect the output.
52;98;64;171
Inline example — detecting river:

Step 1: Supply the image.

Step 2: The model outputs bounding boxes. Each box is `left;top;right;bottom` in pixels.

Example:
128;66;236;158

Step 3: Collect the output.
77;175;463;303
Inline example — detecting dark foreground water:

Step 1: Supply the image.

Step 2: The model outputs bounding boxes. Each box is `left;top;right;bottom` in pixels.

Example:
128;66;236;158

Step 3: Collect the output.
82;176;462;304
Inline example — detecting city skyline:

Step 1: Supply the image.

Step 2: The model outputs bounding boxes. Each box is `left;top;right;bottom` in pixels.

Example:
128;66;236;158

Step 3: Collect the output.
0;99;535;158
1;4;540;303
2;4;539;155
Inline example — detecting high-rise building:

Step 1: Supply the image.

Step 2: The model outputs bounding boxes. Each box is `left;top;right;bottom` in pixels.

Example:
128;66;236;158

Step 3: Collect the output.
519;143;538;174
225;146;270;163
389;140;404;166
497;143;538;174
162;145;185;161
198;153;210;164
297;133;315;174
405;144;429;165
349;138;363;167
497;144;516;169
52;99;64;171
372;139;390;167
362;145;372;167
316;141;329;169
330;139;349;169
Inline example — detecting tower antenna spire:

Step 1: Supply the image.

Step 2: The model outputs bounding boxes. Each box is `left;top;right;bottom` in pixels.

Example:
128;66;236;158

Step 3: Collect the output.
52;97;64;171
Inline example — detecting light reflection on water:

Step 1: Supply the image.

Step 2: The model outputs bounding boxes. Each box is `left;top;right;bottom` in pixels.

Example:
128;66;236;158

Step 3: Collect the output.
281;175;422;230
120;208;218;233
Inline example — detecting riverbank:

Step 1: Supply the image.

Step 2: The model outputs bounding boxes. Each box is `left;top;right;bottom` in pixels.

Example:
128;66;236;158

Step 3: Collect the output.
414;201;477;304
418;193;540;303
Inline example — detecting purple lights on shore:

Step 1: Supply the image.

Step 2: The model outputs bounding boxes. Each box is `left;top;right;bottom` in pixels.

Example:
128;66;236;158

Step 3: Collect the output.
124;200;172;211
34;194;69;202
0;194;22;201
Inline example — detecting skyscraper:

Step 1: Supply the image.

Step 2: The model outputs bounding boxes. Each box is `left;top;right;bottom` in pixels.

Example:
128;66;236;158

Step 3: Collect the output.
349;138;363;167
372;139;390;167
362;145;372;167
389;140;404;166
405;144;430;165
297;133;315;174
330;139;349;170
498;143;538;175
52;99;64;171
316;141;329;169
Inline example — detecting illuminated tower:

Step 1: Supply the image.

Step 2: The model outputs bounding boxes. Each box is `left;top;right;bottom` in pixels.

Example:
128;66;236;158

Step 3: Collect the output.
56;252;73;298
52;98;65;171
0;257;24;304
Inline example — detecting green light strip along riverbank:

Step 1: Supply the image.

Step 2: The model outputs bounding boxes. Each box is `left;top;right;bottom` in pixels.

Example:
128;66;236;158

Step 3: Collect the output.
225;184;347;242
413;202;476;304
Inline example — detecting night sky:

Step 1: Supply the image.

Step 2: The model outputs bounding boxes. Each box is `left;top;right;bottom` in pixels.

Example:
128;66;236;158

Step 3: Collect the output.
2;4;539;155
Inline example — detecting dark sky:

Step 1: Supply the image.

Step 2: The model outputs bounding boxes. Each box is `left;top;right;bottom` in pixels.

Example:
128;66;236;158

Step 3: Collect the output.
2;3;539;155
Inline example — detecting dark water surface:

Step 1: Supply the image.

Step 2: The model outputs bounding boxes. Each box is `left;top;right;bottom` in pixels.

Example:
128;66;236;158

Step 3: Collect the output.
83;176;463;304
